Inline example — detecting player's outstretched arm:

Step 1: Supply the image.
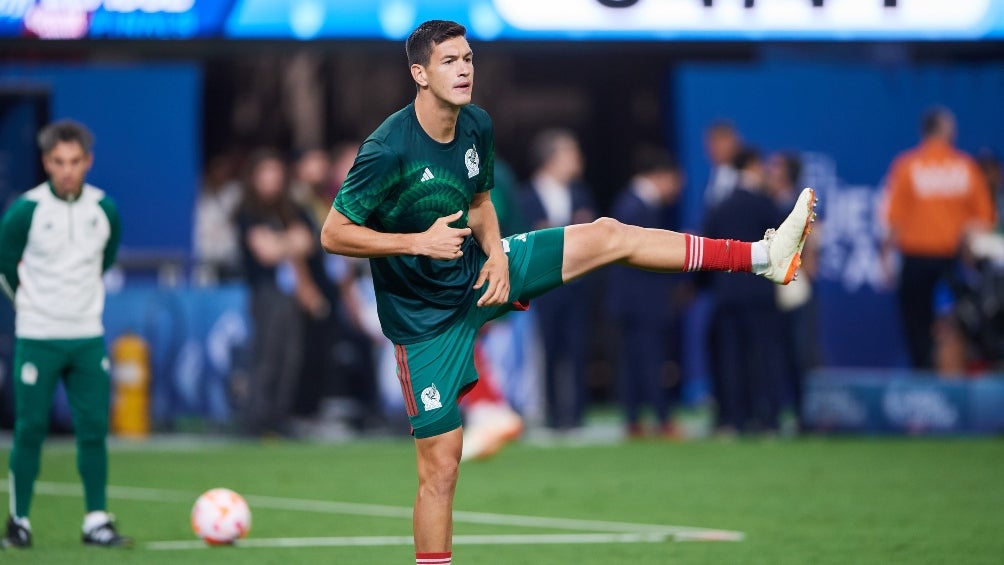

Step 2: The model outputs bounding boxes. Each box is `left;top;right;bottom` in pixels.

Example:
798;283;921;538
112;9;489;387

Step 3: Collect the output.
321;207;472;260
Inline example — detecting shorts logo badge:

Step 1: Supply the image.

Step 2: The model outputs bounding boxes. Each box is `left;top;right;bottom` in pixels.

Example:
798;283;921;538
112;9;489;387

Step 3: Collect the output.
421;384;442;411
465;145;480;179
21;362;38;386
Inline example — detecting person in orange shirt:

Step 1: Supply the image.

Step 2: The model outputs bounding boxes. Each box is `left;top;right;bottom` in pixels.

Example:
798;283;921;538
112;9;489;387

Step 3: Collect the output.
884;107;996;369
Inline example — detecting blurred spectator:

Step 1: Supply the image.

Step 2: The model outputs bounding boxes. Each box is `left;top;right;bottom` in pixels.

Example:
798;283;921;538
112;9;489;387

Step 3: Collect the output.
327;141;361;202
289;147;339;421
703;120;741;207
490;158;528;236
976;149;1003;229
291;148;332;225
883;107;996;369
685;121;741;436
326;142;368;333
933;228;1004;374
765;152;802;209
311;141;380;431
704;148;785;434
766;151;818;429
606;146;684;438
192;152;243;284
235;149;316;436
519;128;596;429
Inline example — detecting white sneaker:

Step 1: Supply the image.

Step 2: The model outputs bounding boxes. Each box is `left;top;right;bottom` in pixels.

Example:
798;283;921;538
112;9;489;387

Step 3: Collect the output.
761;187;817;285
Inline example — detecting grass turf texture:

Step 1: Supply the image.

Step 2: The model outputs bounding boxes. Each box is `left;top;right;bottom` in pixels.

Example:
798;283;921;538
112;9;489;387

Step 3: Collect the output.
1;437;1002;564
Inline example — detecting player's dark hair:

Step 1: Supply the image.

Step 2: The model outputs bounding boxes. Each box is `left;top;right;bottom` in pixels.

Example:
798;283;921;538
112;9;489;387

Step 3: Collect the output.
37;119;94;155
530;128;577;171
406;20;467;66
777;152;802;186
921;106;953;137
632;145;679;177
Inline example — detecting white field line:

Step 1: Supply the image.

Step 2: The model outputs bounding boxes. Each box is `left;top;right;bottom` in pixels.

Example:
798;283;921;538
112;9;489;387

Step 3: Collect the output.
147;532;695;550
4;480;745;546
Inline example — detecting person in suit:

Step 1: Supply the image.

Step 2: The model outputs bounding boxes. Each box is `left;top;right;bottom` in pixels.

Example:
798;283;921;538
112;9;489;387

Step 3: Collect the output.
518;128;596;429
704;147;786;434
607;146;685;438
703;120;742;207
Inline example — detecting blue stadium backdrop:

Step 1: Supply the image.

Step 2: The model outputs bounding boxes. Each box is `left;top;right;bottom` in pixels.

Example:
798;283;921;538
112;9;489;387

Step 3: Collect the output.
0;64;201;251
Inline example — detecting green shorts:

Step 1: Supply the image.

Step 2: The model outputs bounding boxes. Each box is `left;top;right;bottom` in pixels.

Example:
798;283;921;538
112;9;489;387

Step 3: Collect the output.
396;227;565;438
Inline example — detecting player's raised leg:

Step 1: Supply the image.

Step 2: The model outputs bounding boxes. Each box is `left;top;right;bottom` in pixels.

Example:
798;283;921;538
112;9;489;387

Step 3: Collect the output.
414;428;462;563
562;187;817;284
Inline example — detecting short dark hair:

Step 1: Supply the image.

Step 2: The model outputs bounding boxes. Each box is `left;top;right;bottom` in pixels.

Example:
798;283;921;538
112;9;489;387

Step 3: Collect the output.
776;152;802;186
530;128;576;171
921;106;953;137
37;119;94;155
632;145;679;177
406;20;467;67
732;146;761;171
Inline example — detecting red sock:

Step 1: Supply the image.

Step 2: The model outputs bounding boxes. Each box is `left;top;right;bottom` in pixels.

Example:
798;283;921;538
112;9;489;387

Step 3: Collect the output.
683;235;752;273
417;551;452;564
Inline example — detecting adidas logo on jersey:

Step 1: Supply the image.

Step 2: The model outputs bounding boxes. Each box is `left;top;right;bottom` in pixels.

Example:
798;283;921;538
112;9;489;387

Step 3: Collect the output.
420;168;435;182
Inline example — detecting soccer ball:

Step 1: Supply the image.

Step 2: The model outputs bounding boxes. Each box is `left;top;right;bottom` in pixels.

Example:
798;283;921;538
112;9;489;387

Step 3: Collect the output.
191;488;251;545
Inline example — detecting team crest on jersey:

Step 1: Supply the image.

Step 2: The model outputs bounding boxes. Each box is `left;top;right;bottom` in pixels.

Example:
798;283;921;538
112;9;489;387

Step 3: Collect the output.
465;144;480;178
21;362;38;386
421;384;442;411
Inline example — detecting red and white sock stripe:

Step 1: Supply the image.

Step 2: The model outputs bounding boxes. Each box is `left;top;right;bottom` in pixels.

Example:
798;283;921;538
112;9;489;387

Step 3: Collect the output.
683;234;752;273
685;234;705;272
417;552;452;564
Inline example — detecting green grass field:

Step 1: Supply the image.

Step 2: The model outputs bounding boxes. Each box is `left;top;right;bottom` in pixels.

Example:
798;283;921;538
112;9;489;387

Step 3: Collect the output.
1;436;1002;564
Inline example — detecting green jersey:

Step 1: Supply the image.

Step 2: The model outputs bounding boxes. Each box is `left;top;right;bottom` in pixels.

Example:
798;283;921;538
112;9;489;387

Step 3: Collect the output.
334;103;496;343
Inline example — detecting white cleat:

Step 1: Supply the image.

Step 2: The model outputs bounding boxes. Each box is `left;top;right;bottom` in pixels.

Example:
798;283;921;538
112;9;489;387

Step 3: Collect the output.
461;404;524;462
761;187;817;285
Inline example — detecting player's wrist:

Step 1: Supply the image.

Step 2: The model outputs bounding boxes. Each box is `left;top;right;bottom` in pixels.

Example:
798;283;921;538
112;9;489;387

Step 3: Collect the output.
483;242;505;259
406;233;422;256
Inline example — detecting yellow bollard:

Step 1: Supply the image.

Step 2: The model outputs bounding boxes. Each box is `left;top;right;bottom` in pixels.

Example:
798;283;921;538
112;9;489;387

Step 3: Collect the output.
110;332;151;438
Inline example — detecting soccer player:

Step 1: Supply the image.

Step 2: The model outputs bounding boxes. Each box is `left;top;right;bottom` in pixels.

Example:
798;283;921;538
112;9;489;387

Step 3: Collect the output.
320;20;816;564
0;120;131;548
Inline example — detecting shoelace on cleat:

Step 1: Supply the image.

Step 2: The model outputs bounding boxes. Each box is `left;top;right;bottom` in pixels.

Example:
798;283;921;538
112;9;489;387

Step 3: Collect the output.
88;525;118;543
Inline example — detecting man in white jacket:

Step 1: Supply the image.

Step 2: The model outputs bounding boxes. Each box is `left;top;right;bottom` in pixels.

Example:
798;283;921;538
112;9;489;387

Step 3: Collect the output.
0;120;130;548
